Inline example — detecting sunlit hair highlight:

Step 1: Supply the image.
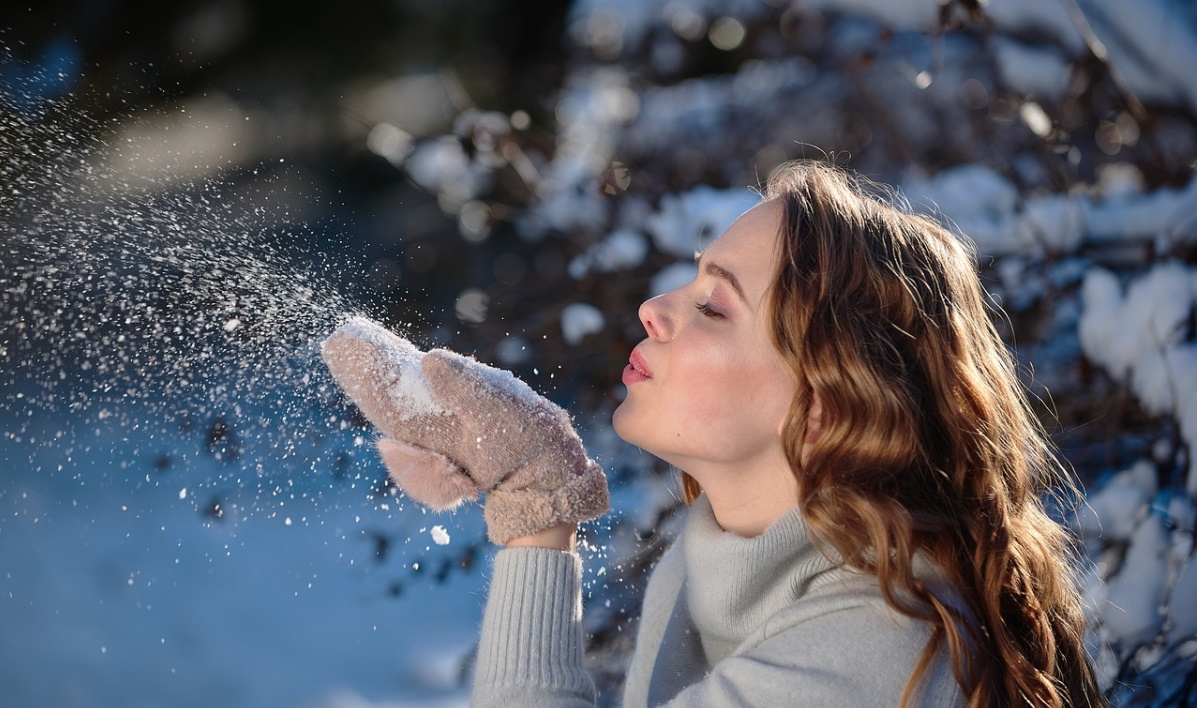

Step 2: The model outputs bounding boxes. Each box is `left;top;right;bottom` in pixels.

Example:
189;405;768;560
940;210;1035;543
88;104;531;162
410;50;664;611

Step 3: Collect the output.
681;161;1102;707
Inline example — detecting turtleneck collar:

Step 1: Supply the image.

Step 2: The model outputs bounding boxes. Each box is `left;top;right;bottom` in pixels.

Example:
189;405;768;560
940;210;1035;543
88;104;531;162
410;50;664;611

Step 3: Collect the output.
681;494;840;665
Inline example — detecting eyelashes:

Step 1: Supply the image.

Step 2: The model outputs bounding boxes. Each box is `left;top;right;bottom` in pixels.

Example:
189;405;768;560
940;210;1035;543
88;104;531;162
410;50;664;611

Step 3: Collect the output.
694;301;724;319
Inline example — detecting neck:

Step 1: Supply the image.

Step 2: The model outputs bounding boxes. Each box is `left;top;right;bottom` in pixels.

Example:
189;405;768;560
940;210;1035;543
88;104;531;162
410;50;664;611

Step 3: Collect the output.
681;456;798;537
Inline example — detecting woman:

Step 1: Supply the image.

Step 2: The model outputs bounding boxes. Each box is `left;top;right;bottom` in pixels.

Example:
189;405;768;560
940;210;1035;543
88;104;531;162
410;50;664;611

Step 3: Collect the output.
322;161;1105;706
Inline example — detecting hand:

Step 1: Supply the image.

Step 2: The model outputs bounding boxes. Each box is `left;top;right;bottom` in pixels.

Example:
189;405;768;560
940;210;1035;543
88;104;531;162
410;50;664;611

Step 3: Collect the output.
321;317;609;545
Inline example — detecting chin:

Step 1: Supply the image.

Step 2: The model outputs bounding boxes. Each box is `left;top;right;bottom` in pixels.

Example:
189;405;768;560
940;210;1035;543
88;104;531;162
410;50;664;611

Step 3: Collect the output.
611;403;635;443
612;404;662;455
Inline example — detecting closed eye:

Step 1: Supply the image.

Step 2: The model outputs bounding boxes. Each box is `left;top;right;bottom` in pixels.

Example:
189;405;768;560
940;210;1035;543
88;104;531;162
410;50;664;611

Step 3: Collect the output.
694;301;724;319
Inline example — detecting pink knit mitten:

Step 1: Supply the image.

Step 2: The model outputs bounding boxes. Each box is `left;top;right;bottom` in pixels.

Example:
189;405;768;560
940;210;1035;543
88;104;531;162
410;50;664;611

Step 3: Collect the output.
321;316;609;544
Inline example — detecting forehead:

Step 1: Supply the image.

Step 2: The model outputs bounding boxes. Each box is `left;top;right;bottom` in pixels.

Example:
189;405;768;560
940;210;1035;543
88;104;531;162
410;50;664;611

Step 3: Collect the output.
703;199;782;300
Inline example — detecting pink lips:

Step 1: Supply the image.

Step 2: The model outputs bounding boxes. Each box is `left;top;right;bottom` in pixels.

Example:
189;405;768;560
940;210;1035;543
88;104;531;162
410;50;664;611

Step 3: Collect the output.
622;349;652;385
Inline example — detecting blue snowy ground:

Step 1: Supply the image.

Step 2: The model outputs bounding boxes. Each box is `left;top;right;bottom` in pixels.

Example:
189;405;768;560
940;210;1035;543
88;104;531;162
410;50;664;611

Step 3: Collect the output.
0;400;488;708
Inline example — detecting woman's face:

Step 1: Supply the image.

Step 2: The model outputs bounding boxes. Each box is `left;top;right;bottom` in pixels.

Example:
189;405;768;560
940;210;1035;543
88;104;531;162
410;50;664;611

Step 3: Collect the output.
613;199;797;472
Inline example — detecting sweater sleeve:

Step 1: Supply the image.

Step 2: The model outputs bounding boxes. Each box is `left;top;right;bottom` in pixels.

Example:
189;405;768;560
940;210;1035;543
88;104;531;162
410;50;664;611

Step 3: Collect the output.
472;547;597;708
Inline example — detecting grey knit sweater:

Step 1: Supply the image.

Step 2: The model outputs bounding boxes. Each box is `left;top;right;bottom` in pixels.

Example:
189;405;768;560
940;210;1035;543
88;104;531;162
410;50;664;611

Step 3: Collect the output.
472;495;968;707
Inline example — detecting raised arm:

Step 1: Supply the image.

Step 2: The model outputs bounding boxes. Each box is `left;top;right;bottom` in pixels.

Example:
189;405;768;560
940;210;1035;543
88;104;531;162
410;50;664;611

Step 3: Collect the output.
321;317;608;704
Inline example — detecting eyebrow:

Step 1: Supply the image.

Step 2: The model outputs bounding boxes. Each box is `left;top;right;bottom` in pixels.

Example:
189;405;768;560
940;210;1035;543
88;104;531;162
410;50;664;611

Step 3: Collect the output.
694;251;747;304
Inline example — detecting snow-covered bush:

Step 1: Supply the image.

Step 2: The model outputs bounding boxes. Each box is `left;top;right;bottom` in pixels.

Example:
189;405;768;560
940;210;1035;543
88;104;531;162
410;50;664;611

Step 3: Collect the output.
396;0;1197;703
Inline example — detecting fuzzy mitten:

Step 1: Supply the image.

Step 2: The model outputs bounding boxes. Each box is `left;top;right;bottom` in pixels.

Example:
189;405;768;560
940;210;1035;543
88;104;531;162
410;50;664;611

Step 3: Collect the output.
321;316;609;544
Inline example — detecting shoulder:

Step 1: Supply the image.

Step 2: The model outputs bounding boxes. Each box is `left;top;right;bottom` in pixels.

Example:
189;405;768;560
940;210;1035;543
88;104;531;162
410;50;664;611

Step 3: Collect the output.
739;569;966;706
684;629;965;708
759;552;972;640
663;573;968;708
754;565;924;640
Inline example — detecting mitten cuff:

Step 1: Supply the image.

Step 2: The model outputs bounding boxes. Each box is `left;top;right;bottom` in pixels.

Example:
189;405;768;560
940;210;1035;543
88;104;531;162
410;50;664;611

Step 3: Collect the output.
483;461;610;545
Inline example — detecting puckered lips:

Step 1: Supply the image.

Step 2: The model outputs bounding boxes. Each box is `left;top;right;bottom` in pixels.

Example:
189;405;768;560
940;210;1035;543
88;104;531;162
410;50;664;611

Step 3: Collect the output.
622;348;652;385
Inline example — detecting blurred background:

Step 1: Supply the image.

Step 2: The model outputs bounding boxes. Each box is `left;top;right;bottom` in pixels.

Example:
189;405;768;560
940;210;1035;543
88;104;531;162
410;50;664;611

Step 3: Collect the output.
2;0;1196;706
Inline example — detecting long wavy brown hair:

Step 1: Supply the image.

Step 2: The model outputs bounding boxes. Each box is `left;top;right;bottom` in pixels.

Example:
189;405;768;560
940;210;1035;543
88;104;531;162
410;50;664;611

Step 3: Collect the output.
680;161;1103;707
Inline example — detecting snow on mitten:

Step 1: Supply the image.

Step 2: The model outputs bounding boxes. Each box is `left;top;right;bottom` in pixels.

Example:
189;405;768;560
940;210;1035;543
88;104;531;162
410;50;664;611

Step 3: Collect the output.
321;316;609;544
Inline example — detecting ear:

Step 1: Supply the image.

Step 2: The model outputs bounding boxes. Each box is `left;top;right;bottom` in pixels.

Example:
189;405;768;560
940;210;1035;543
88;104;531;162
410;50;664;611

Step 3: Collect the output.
796;395;822;468
776;394;822;440
804;395;822;447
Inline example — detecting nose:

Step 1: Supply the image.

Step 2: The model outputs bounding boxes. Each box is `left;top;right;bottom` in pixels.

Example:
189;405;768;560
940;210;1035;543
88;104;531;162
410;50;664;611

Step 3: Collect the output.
639;294;673;341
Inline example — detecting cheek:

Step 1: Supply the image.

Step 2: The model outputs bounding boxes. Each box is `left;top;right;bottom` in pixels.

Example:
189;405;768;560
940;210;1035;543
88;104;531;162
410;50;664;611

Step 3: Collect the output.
751;360;797;415
671;343;774;430
706;348;795;434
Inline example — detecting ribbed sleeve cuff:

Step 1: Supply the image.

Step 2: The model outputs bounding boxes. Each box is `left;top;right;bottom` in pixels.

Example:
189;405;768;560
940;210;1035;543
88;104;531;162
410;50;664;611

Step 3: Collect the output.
473;547;595;703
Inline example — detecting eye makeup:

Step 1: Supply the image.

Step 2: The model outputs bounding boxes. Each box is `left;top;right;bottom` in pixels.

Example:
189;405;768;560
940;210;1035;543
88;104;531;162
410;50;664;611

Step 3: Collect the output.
694;301;723;318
